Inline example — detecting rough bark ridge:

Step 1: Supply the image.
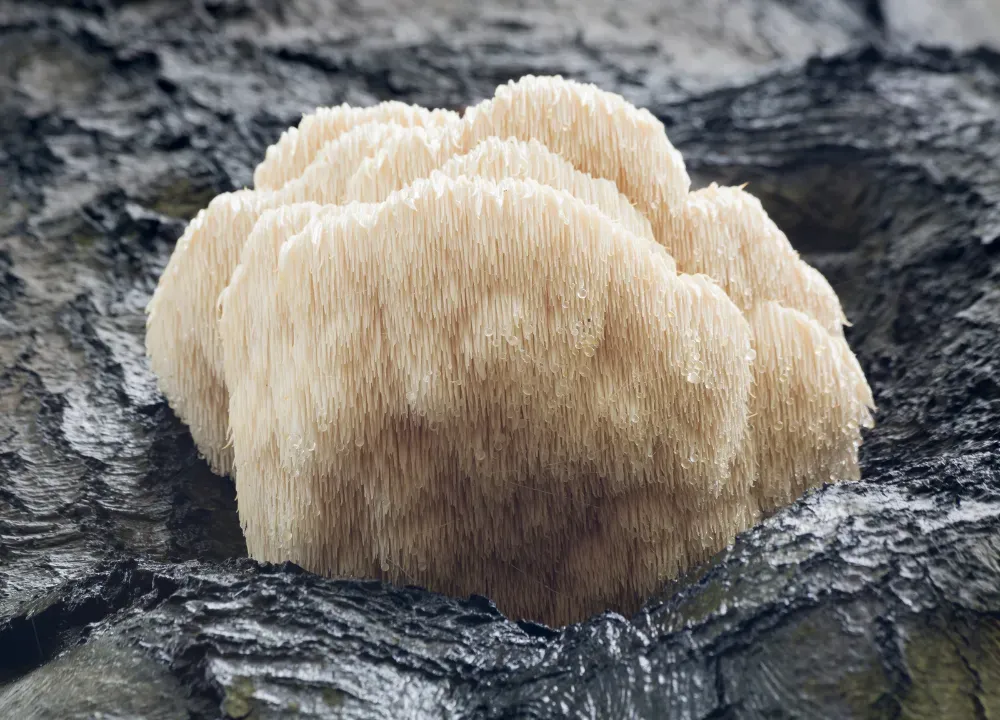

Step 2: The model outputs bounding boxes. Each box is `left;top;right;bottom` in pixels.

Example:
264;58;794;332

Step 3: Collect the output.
1;0;999;717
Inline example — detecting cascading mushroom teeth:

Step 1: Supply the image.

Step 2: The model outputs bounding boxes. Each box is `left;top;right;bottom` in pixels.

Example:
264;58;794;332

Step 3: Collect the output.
145;75;874;627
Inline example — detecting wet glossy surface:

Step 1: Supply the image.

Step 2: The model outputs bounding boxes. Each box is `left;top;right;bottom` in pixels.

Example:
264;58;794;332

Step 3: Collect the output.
1;1;999;717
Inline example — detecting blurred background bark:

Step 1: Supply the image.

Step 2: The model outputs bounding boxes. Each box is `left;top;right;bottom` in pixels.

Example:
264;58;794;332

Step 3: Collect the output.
1;1;998;717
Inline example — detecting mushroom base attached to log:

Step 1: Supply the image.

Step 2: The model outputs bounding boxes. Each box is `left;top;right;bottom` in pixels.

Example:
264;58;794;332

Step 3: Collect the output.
146;76;874;627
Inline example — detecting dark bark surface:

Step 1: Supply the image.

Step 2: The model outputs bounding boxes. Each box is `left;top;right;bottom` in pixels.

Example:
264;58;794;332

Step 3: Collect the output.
1;1;999;718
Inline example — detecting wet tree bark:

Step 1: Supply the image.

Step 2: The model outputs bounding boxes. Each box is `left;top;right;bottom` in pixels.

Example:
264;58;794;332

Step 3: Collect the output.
1;1;999;717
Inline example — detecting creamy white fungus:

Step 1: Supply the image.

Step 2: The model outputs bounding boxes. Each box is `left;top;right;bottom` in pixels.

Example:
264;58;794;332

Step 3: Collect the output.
253;101;459;192
146;75;875;626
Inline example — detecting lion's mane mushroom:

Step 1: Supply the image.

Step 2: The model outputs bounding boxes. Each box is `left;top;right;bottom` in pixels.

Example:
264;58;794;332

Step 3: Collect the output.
219;174;757;625
146;74;875;626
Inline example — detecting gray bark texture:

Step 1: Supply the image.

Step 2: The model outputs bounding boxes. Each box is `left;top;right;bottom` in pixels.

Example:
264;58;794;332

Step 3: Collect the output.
1;0;999;718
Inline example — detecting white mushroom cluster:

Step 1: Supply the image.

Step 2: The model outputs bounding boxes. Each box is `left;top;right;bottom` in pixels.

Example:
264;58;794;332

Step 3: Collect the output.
146;76;874;626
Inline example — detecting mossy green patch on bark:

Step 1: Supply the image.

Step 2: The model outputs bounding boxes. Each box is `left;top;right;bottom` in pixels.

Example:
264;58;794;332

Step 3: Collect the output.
222;675;258;719
900;612;1000;719
148;177;220;221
